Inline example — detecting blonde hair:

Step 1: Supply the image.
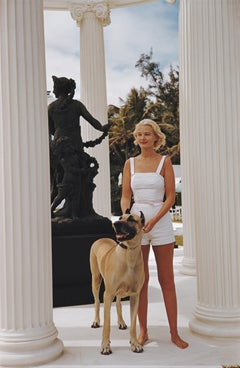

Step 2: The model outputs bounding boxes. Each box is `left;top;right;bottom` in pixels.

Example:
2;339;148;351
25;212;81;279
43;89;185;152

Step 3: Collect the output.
133;119;166;150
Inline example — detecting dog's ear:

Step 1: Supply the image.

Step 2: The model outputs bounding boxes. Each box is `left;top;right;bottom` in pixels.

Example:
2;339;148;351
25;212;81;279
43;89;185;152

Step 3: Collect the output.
125;208;131;214
139;211;145;226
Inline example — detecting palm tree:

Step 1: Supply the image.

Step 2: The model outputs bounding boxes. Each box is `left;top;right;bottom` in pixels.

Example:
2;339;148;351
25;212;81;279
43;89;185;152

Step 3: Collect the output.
108;87;149;164
108;87;149;214
135;52;180;163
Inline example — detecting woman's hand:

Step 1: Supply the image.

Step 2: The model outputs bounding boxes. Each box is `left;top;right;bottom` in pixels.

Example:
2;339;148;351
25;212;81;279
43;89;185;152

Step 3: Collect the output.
143;218;157;233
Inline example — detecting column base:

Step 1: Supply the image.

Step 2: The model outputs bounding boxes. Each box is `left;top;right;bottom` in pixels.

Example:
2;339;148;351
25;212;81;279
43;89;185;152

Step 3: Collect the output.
180;256;196;275
0;327;63;367
189;305;240;337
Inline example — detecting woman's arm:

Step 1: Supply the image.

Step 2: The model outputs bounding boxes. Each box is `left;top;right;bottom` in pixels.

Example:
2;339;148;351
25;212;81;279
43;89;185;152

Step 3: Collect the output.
120;159;133;214
144;156;175;232
162;155;176;210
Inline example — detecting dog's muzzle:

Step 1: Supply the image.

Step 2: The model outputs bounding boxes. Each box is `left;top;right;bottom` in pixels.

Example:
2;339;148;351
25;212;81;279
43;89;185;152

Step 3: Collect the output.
113;220;137;241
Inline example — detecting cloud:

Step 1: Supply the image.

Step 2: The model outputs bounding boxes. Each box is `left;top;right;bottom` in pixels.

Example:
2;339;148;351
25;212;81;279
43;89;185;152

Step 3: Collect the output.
105;2;178;66
44;11;80;96
104;1;179;104
44;1;179;106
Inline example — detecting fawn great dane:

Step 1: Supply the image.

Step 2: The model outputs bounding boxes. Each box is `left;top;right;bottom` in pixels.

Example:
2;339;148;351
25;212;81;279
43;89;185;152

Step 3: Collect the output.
90;210;145;355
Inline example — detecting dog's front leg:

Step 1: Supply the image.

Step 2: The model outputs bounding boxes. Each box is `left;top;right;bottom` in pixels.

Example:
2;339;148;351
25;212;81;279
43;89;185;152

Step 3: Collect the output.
130;295;143;353
116;295;127;330
101;292;114;355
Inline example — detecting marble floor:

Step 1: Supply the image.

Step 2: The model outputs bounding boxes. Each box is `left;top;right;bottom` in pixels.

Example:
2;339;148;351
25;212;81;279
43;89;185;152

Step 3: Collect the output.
40;246;240;368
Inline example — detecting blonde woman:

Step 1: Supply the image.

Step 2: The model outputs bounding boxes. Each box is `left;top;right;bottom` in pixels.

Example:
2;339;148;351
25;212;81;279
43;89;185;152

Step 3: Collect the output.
121;119;188;349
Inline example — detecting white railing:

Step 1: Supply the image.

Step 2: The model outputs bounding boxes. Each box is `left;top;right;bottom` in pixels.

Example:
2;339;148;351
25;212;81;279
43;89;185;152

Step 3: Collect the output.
170;206;182;222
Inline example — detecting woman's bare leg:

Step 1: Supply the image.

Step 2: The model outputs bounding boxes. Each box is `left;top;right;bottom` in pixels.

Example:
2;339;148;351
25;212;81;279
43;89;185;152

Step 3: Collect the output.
152;243;188;349
137;244;150;345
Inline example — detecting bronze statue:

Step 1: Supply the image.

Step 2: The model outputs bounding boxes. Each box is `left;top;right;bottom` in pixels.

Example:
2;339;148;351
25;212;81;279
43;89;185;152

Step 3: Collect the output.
48;76;109;221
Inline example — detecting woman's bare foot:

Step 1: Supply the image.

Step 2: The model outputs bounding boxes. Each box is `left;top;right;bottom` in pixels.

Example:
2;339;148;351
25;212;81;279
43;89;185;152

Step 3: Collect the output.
171;334;189;349
137;332;149;345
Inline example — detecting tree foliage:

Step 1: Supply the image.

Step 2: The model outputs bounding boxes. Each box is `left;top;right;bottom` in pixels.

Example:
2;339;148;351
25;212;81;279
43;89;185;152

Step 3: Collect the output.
108;51;180;213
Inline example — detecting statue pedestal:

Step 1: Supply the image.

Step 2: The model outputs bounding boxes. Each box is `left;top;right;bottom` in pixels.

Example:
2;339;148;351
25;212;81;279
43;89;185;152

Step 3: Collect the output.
52;216;115;307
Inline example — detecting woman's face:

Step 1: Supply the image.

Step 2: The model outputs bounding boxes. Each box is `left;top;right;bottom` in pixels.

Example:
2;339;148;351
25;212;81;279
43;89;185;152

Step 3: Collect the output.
135;125;157;149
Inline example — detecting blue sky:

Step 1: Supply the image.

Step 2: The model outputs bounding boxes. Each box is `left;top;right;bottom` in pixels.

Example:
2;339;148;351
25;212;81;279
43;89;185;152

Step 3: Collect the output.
44;0;179;106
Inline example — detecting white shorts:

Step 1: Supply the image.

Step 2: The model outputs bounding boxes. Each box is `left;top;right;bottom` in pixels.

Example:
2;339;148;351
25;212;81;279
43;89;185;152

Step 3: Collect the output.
131;202;175;246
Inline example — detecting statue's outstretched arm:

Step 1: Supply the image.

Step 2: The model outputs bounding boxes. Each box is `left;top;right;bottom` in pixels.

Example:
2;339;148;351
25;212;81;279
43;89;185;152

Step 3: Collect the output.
79;101;106;132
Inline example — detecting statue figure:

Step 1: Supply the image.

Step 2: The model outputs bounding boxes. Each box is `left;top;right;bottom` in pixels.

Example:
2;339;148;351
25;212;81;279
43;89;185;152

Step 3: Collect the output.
48;76;109;222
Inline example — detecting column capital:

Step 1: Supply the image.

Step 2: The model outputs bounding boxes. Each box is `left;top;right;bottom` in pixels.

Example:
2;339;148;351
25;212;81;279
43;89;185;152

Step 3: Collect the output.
70;1;111;26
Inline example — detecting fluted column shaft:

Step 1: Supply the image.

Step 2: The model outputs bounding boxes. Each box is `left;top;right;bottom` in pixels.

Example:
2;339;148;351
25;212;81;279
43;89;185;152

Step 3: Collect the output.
0;0;63;365
179;0;197;276
179;0;240;337
71;1;111;218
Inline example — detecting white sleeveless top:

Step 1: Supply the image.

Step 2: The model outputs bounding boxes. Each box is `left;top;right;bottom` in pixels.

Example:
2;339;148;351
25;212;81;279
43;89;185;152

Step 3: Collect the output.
130;156;166;205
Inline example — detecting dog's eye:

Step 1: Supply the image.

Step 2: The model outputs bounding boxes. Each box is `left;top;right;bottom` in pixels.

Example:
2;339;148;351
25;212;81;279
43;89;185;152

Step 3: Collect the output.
127;215;137;223
119;216;123;220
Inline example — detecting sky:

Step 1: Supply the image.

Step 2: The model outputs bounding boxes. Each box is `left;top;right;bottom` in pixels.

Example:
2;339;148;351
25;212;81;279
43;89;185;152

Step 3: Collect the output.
44;0;179;107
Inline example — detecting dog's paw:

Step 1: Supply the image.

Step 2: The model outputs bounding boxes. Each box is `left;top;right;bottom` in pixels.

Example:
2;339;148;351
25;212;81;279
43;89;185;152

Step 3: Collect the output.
91;321;100;328
101;348;112;355
101;340;112;355
130;341;144;353
118;321;127;330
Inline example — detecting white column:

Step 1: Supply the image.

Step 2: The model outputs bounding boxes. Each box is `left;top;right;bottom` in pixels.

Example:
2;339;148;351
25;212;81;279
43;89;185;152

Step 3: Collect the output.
70;1;111;218
0;0;63;366
179;0;240;337
180;213;196;276
178;0;196;276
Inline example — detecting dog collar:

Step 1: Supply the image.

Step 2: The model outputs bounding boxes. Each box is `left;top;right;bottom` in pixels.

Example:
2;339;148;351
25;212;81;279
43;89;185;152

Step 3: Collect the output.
117;241;140;250
117;241;128;250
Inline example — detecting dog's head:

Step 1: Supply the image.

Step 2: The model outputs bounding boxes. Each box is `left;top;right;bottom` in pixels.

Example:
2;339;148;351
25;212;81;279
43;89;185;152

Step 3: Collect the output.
113;210;145;242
